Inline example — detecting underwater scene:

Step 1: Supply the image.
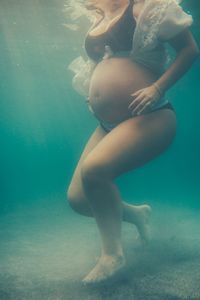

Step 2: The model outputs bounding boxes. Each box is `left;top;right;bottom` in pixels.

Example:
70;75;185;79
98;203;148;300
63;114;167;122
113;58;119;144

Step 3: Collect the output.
0;0;200;299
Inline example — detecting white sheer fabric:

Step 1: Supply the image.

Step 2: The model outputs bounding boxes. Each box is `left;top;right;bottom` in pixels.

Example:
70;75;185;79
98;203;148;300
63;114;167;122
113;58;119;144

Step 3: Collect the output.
130;0;193;73
68;56;96;96
68;0;193;96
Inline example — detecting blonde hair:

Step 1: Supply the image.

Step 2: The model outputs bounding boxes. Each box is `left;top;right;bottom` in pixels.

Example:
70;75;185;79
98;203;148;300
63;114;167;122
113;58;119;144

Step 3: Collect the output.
64;0;95;22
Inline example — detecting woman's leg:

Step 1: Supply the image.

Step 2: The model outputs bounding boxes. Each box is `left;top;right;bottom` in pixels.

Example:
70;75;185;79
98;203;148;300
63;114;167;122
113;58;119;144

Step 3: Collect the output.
67;126;151;242
80;108;176;283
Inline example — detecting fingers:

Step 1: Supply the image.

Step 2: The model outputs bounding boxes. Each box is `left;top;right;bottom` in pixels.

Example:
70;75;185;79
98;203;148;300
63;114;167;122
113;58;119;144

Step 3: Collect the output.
131;98;150;115
128;85;161;115
130;95;155;115
136;100;152;115
128;92;149;111
128;89;144;109
130;89;144;98
128;93;145;110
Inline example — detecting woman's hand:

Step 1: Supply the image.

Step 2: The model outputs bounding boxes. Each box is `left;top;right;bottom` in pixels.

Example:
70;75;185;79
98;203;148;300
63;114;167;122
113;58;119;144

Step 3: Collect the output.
128;83;164;116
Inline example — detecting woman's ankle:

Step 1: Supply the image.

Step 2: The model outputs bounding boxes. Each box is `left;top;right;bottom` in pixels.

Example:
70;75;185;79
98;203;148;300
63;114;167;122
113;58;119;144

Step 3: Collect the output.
101;247;124;259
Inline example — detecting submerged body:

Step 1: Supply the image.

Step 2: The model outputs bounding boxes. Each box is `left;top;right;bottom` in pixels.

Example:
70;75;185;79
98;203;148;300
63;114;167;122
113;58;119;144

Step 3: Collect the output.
67;0;199;286
83;0;175;129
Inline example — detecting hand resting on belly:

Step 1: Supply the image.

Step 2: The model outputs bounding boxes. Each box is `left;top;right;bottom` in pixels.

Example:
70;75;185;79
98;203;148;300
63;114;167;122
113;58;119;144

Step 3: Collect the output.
88;57;159;123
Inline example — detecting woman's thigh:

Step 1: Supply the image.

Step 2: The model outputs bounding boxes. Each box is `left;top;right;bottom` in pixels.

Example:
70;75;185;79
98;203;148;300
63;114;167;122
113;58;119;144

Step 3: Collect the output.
67;125;108;199
81;109;177;182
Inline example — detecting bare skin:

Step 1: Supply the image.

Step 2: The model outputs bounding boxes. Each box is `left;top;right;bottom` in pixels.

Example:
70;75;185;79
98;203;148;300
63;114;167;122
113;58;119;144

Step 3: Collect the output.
87;0;155;124
88;58;158;124
68;109;176;284
67;0;199;285
67;125;152;244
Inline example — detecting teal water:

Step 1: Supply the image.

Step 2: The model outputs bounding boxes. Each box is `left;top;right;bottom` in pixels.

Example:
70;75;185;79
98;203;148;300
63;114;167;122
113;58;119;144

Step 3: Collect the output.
0;1;200;299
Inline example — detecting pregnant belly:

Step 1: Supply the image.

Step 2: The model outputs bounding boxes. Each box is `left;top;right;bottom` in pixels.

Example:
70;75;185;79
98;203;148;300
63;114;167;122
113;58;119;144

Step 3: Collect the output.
88;57;158;123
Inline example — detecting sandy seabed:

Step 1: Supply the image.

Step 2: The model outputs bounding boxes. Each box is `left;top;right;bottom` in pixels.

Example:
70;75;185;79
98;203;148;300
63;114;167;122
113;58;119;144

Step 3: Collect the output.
0;196;200;300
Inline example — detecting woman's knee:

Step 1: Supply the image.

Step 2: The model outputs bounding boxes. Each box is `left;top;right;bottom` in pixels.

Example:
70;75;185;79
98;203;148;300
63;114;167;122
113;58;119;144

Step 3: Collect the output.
80;158;112;188
67;182;94;217
66;185;86;213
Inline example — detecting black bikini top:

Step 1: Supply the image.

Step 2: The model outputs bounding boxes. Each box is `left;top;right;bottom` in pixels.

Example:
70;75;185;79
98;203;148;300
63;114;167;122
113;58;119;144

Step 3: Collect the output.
84;0;136;62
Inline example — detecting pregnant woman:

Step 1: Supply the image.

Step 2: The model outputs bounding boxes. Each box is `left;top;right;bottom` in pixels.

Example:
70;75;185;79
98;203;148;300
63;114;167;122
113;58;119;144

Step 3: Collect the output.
67;0;199;284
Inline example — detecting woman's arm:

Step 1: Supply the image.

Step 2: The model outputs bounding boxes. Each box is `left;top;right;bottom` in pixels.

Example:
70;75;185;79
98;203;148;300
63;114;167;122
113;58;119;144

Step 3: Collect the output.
128;29;199;115
155;29;199;93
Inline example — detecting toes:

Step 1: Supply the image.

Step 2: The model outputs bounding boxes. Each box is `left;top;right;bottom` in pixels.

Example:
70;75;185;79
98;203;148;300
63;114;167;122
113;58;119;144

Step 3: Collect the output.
81;256;126;285
82;273;106;285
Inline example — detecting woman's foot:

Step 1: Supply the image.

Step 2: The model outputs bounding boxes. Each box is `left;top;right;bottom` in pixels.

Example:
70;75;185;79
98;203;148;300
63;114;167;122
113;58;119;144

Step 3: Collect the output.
82;254;126;285
129;204;152;245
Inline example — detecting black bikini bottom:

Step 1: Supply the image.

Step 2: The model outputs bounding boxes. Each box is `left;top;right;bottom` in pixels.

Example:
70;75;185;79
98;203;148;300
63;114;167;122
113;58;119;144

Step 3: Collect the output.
100;102;175;133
